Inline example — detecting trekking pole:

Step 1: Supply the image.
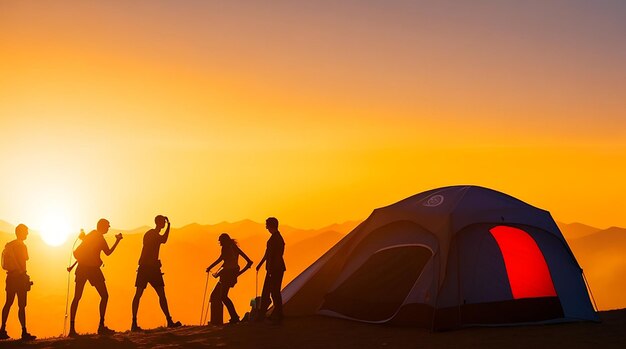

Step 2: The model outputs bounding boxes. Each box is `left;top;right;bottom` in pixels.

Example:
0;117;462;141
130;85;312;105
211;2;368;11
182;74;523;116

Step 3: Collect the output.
200;271;209;325
63;231;82;336
202;271;215;325
203;292;211;325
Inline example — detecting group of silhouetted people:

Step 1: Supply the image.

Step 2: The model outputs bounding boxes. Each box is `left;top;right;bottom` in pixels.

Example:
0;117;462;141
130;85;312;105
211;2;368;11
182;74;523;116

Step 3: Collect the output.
0;215;286;341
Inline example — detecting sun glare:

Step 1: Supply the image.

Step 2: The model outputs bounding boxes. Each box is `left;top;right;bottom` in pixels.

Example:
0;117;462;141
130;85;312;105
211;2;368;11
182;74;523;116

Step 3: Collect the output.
38;212;72;246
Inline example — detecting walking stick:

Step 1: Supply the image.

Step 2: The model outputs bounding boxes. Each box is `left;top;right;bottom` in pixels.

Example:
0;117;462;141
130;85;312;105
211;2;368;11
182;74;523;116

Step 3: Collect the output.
63;231;83;336
200;272;209;325
203;293;211;325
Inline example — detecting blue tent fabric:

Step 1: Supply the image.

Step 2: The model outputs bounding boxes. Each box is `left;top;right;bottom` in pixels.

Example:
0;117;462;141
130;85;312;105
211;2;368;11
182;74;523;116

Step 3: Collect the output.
281;185;599;330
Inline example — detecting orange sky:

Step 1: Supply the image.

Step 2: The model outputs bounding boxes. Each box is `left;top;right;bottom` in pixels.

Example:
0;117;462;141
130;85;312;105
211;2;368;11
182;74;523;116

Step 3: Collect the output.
1;1;625;242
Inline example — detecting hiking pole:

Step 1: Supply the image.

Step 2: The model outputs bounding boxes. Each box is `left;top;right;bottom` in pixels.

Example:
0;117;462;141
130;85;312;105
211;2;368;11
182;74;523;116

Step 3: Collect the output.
202;272;215;325
63;231;82;336
202;291;211;325
202;269;222;325
200;271;209;325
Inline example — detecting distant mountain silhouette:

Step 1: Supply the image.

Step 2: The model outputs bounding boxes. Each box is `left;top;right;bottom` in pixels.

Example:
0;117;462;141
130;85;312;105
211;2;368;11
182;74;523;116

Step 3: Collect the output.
0;219;14;235
0;218;623;337
567;226;626;311
557;222;602;240
570;226;626;248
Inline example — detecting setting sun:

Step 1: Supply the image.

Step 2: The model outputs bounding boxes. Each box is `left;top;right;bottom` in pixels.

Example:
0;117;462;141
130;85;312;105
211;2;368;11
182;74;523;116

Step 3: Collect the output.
0;1;625;345
36;210;72;246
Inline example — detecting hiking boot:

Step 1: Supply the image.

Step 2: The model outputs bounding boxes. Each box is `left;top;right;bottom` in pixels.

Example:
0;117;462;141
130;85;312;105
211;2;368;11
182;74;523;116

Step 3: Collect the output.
131;324;143;332
68;328;79;337
0;329;9;340
227;317;240;325
167;320;182;328
97;325;115;335
21;332;36;341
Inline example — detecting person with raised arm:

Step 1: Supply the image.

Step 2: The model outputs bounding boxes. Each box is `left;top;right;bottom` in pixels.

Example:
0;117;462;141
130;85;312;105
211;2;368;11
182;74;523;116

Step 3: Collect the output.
131;215;181;331
68;218;122;337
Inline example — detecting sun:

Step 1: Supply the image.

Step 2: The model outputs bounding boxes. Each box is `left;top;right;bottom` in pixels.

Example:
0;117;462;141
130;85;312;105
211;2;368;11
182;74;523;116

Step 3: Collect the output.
38;211;72;246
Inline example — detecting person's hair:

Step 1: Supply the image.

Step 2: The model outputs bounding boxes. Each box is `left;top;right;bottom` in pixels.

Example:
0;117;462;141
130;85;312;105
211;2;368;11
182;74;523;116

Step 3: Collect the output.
218;233;238;247
266;217;279;229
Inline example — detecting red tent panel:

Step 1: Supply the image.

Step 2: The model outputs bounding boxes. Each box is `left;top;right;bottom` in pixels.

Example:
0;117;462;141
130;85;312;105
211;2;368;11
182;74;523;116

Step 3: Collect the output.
489;225;557;299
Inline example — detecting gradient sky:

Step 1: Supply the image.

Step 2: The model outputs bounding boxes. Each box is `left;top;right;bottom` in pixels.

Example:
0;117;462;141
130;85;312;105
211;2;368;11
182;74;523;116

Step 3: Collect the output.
1;1;625;241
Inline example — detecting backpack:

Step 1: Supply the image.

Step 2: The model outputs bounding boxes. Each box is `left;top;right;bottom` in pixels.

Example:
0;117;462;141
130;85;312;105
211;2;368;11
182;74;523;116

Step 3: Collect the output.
242;296;263;322
1;242;17;272
73;230;100;266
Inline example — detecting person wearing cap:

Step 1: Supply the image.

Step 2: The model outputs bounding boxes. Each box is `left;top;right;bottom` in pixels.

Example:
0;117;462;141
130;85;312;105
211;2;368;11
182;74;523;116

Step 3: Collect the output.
68;218;122;337
0;224;36;341
131;215;181;331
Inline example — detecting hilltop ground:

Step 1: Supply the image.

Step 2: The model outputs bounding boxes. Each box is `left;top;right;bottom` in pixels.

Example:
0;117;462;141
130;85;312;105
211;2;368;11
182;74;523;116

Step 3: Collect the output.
2;309;624;349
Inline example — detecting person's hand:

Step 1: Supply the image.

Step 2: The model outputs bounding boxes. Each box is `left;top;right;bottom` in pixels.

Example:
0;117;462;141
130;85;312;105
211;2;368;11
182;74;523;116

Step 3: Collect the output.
239;264;251;276
255;264;261;272
206;267;211;273
115;233;123;240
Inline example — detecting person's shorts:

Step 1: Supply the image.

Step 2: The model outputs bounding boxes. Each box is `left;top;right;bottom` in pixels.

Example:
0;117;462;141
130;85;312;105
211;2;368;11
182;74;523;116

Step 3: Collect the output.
75;265;106;287
219;267;239;288
5;273;30;294
135;264;165;289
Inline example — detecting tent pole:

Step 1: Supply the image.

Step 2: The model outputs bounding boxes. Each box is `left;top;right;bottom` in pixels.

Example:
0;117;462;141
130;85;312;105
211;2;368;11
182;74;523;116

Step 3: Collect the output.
582;270;599;312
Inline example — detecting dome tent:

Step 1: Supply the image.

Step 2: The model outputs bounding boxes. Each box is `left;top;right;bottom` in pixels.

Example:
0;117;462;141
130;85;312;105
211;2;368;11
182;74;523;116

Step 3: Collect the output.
281;185;599;330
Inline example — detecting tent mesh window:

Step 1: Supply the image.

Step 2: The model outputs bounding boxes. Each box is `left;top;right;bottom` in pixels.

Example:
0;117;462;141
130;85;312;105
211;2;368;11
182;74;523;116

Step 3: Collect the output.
321;246;431;321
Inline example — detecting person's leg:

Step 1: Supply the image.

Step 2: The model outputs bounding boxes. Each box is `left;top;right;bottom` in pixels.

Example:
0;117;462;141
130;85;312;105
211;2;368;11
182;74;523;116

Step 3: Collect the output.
16;289;34;339
131;287;144;329
269;272;284;321
93;281;109;329
1;290;17;335
69;279;87;334
153;286;174;323
221;286;239;322
259;273;272;315
16;290;26;331
209;282;223;325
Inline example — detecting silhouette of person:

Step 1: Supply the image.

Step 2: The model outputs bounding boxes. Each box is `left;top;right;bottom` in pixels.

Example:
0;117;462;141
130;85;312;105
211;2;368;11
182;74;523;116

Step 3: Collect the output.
68;218;122;337
131;215;181;331
255;217;286;324
0;224;36;340
206;233;253;325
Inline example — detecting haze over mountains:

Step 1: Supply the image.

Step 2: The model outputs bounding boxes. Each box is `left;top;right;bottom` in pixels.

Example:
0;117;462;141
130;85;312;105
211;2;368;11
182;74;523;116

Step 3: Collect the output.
0;218;623;338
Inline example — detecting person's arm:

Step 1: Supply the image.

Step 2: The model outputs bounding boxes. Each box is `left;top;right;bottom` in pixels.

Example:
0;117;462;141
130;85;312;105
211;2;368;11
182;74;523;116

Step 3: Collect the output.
160;217;171;244
256;251;267;272
206;254;224;273
237;246;253;276
103;234;123;256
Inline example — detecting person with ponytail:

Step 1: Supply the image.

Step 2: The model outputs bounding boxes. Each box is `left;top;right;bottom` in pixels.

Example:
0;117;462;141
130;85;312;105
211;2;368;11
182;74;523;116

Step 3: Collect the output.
206;233;253;325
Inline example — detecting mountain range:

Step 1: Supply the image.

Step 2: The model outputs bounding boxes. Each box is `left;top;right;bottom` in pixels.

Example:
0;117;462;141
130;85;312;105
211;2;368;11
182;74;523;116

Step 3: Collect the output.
0;219;623;338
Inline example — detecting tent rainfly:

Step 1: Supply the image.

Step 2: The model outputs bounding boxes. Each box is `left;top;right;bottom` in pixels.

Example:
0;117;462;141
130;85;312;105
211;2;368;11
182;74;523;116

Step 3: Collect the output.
281;185;599;330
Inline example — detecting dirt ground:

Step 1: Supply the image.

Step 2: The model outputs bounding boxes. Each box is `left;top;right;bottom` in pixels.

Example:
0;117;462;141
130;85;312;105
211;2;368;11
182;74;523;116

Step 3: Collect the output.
2;309;624;349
